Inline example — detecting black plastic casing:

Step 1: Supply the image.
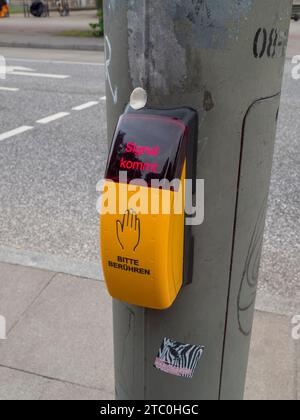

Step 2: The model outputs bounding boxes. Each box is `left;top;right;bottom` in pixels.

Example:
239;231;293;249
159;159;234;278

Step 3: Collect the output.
105;105;198;287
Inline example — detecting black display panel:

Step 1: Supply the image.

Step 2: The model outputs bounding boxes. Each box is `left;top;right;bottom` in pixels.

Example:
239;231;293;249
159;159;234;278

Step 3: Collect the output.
105;113;188;187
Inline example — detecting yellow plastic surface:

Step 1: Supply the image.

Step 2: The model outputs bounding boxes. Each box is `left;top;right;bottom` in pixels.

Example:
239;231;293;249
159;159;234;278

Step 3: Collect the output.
100;168;186;310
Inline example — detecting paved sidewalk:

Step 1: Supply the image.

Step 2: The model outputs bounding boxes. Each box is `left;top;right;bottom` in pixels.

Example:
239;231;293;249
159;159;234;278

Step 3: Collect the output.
0;262;298;400
0;11;104;51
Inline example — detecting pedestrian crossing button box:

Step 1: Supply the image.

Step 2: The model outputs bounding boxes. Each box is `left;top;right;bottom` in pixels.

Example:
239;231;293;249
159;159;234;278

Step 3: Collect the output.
100;106;198;310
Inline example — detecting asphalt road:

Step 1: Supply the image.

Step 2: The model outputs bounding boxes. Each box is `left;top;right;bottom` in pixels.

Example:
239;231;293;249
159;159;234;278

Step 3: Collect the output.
0;49;107;279
0;48;299;316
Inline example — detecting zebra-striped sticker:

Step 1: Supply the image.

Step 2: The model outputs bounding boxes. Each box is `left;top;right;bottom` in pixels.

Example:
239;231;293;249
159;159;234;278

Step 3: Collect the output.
154;338;204;379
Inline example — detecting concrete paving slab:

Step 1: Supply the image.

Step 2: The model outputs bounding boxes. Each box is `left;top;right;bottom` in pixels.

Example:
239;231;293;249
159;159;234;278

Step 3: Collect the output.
0;273;114;393
0;366;49;400
40;380;113;401
245;311;296;400
0;263;297;400
0;262;54;331
0;366;113;400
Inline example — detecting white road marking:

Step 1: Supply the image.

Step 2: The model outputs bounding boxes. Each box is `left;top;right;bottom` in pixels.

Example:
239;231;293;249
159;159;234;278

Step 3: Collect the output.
0;99;99;143
0;126;33;142
6;66;35;73
0;87;19;92
36;112;70;124
100;96;107;101
72;101;99;111
8;71;69;79
7;58;104;67
5;66;69;79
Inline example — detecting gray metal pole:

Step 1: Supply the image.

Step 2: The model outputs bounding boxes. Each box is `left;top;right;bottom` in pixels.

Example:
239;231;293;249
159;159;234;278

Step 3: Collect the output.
103;0;292;400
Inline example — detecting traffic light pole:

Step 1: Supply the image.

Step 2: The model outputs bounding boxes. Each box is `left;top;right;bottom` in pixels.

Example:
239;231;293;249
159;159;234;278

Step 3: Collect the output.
103;0;292;400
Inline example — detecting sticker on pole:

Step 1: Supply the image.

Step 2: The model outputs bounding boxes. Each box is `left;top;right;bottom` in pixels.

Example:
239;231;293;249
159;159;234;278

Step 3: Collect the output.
154;338;204;379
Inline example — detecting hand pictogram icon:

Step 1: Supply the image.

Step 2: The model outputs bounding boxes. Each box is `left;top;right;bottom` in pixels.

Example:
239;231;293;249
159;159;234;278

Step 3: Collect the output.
116;209;141;252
